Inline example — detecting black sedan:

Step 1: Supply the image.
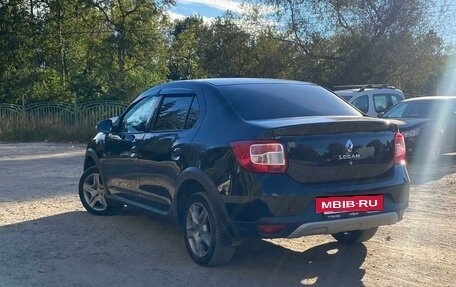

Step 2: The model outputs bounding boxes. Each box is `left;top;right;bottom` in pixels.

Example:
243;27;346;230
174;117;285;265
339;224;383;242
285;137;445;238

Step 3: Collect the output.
381;96;456;161
79;78;410;266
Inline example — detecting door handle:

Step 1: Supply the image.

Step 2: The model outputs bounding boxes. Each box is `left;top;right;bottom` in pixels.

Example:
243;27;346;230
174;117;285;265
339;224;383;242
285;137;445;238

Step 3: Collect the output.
109;133;122;140
171;148;181;161
130;145;137;158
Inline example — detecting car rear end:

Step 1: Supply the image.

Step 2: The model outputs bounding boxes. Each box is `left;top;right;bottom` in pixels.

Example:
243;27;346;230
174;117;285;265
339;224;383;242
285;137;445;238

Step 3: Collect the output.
216;82;410;239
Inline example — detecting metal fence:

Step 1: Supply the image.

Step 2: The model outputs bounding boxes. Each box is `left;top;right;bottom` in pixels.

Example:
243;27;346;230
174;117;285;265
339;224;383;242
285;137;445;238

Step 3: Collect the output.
0;100;128;133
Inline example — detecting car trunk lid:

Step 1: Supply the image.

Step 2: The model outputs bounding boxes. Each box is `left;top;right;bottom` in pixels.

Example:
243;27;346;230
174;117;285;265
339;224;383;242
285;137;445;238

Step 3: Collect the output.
253;116;398;183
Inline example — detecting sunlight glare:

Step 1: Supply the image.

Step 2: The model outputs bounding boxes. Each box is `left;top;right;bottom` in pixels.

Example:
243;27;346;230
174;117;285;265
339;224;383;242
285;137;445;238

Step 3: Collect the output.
301;277;318;285
437;54;456;98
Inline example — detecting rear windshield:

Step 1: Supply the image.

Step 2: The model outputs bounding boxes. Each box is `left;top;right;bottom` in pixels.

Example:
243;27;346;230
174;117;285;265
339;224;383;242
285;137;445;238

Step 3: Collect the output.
382;99;456;119
219;84;361;120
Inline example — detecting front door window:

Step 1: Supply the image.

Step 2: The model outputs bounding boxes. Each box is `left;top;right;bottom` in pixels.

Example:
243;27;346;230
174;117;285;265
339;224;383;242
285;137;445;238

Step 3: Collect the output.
122;96;159;133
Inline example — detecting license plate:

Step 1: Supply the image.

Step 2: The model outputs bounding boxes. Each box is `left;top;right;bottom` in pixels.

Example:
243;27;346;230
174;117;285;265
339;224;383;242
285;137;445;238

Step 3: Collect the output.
316;195;383;213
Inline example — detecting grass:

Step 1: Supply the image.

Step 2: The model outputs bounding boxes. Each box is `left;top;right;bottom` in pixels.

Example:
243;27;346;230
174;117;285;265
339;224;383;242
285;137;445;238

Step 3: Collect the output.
0;116;97;142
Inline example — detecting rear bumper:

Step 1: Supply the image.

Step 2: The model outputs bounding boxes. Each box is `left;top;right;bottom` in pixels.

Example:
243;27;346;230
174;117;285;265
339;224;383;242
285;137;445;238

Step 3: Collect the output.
288;211;401;238
230;206;407;238
222;164;409;239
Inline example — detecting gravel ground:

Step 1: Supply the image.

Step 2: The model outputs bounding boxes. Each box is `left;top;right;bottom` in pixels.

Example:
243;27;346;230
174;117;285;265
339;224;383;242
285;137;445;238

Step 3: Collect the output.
0;142;455;287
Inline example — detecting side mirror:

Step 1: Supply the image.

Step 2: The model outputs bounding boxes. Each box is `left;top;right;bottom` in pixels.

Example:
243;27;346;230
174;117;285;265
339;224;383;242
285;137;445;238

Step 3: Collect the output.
96;119;113;133
377;112;385;118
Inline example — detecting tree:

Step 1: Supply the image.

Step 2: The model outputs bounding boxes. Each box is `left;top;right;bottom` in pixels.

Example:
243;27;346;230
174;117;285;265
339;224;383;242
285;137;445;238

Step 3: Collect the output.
0;0;42;103
244;29;297;79
168;16;208;80
254;0;446;93
0;0;174;104
86;0;172;100
200;16;254;77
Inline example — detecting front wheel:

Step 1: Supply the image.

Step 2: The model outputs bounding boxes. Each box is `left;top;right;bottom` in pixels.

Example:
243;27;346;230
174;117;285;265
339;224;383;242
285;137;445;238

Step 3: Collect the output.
331;227;378;244
79;166;122;215
183;192;235;266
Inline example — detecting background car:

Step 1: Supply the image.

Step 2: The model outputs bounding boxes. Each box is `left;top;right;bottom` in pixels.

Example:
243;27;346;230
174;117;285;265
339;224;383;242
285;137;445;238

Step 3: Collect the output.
380;96;456;161
334;85;405;117
79;78;410;266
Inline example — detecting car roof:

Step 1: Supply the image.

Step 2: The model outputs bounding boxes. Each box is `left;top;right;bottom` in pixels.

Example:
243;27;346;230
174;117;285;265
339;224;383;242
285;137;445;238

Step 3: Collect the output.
402;96;456;102
173;78;314;86
334;90;355;95
139;78;318;102
334;88;401;93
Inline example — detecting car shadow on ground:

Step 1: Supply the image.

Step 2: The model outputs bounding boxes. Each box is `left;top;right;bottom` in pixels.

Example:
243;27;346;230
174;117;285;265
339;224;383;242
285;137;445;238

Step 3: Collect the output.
407;153;456;185
230;239;366;286
0;208;368;287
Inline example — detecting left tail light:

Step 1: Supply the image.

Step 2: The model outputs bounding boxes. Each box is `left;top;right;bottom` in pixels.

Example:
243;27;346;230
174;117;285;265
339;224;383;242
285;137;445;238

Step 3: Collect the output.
230;140;287;173
393;132;406;164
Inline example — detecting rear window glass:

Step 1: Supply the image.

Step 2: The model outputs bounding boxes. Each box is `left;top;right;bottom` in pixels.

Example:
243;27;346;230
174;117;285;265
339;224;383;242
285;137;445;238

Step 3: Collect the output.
383;99;456;118
219;84;360;120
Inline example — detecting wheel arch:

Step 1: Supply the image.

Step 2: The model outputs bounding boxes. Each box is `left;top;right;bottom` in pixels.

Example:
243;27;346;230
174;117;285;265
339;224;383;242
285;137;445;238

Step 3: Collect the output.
174;167;236;237
83;148;102;172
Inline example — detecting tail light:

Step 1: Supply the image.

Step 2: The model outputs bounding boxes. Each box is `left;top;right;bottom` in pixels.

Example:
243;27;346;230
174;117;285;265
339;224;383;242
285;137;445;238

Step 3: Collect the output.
393;132;406;164
230;140;287;173
258;224;286;235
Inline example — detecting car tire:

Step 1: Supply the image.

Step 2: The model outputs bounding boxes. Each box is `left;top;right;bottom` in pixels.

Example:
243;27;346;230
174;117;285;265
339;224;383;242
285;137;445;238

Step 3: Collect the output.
79;166;122;215
183;192;235;266
331;227;378;244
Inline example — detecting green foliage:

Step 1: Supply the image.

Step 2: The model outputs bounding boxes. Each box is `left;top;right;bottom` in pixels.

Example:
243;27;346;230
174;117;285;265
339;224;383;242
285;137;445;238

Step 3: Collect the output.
169;16;208;80
0;0;40;103
258;0;447;93
0;0;451;125
0;0;171;104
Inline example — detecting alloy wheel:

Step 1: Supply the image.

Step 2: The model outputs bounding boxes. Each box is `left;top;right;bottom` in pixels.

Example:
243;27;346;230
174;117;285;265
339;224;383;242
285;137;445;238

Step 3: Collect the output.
186;202;212;257
82;172;108;212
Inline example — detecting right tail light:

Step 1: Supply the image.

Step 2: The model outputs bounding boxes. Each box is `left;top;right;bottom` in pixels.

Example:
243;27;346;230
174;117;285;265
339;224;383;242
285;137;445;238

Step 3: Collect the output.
230;140;287;173
393;132;406;164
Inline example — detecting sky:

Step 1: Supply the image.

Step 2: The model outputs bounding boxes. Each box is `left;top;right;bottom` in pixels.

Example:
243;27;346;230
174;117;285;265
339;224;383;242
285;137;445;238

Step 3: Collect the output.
168;0;243;21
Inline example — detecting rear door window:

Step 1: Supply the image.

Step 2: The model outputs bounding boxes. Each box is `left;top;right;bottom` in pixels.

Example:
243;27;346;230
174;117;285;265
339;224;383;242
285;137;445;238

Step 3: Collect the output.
154;96;197;131
185;97;200;129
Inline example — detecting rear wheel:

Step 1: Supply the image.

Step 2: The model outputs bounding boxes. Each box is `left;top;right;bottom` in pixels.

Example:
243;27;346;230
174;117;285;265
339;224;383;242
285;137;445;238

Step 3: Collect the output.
331;227;378;244
183;192;235;266
79;166;122;215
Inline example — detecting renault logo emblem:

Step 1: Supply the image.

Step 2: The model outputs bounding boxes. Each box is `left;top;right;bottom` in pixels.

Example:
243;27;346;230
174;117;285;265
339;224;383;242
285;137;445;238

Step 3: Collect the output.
345;140;353;153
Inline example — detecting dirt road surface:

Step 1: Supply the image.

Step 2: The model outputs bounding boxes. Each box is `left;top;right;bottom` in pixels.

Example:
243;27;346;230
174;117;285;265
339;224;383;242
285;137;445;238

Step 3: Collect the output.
0;143;455;287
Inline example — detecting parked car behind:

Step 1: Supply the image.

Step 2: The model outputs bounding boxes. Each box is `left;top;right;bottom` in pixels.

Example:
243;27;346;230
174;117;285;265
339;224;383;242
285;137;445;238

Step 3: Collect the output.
380;96;456;161
334;85;405;117
79;78;410;266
